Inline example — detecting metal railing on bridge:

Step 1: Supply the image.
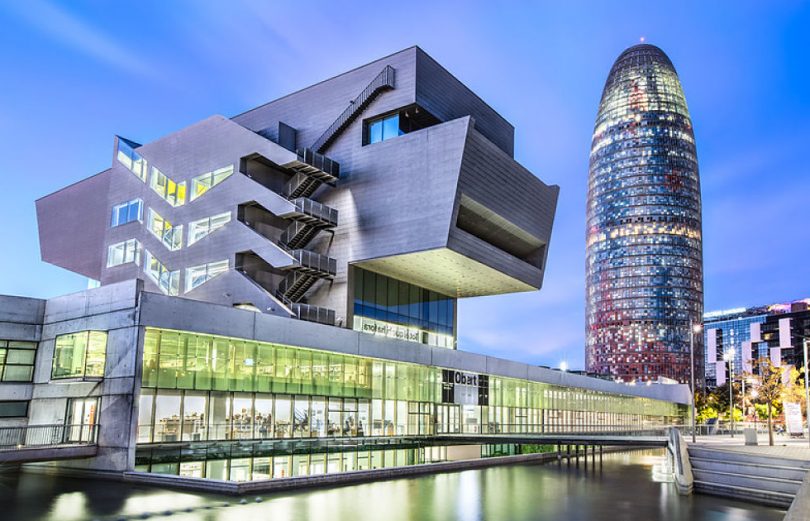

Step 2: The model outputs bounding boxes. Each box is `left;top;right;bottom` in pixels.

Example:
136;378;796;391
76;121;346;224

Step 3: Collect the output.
0;423;98;451
142;422;676;444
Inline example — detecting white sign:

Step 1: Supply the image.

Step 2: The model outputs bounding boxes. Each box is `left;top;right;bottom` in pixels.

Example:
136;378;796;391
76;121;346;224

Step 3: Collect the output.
784;402;803;435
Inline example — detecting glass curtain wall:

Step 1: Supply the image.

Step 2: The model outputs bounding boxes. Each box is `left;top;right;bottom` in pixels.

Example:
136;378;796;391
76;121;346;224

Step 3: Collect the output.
139;329;685;444
352;267;455;348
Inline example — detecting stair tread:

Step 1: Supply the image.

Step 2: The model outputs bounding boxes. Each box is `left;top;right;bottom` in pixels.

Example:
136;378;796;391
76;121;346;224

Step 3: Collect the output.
688;447;810;467
692;468;803;484
690;456;809;471
693;480;795;499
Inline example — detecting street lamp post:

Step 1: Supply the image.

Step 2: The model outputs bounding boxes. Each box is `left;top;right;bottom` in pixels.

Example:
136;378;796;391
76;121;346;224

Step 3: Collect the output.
803;338;810;448
751;388;759;433
690;319;702;443
724;348;736;437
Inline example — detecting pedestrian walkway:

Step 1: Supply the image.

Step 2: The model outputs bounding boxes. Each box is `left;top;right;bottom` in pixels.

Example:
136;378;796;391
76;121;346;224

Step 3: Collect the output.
691;433;810;461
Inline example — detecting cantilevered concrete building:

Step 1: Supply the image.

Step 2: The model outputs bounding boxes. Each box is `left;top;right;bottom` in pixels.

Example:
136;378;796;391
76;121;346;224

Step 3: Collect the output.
0;47;689;486
37;46;558;350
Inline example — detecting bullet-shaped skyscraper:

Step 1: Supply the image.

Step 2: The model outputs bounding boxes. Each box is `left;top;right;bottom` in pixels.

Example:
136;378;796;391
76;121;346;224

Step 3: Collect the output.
586;44;703;384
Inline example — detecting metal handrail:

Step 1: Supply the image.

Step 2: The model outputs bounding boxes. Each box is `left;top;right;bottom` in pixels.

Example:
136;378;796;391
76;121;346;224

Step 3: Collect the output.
0;423;98;450
292;197;338;226
311;65;396;153
291;249;337;276
143;422;675;445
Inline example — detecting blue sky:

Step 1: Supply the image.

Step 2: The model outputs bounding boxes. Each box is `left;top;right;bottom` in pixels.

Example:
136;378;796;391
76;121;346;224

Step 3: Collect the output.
1;1;808;369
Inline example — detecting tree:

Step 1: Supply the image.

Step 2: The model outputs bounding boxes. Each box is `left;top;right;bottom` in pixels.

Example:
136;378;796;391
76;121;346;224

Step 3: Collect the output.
752;357;785;446
781;366;807;417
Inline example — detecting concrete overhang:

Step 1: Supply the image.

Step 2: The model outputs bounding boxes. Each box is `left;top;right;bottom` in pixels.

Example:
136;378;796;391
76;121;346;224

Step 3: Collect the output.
353;248;536;298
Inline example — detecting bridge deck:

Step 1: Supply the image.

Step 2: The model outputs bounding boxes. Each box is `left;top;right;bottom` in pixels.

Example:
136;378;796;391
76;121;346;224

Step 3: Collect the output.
432;434;668;447
0;444;98;464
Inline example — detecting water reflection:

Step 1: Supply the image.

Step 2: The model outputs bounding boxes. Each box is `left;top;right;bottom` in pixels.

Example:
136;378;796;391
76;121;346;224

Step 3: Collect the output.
0;450;785;521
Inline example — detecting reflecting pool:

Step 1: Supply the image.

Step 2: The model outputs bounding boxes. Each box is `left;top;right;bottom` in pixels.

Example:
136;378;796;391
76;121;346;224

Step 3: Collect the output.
0;450;785;520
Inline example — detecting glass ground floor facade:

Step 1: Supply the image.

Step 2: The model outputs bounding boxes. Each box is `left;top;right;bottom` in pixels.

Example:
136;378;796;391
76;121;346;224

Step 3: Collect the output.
135;328;687;480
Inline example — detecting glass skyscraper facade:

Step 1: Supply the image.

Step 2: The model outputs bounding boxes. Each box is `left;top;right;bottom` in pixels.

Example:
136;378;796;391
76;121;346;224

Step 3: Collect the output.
586;44;703;384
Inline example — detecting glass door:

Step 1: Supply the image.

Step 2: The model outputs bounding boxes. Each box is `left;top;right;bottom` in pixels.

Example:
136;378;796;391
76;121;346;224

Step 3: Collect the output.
65;397;99;442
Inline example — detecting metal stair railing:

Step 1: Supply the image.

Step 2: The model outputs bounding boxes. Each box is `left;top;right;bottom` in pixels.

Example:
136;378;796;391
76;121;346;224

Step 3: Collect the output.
291;197;338;227
290;249;337;277
311;65;396;153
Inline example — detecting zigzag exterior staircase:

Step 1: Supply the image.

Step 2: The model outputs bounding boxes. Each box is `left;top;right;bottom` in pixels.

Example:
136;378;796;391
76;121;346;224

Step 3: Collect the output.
234;148;340;325
239;68;396;324
688;445;810;508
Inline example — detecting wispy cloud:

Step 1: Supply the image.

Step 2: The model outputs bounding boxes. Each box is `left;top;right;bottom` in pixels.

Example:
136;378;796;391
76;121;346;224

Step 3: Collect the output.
4;0;154;78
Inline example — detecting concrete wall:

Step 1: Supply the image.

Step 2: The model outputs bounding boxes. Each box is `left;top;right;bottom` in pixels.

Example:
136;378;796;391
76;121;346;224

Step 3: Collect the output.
27;280;142;472
0;295;45;428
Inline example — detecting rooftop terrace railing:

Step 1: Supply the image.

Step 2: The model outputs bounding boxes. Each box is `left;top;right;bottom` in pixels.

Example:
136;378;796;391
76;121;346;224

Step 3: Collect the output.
0;424;98;450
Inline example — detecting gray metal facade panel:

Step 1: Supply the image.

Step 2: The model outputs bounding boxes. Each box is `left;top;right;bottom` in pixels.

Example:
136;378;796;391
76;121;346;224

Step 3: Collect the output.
325;116;470;264
444;127;559;288
414;48;515;157
232;48;419;152
446;229;543;289
36;169;112;280
456;128;558;243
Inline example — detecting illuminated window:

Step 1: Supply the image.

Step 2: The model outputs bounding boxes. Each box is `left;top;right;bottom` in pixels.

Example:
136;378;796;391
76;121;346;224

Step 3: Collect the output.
116;139;147;181
110;199;143;227
144;250;180;296
188;212;231;246
190;165;233;201
0;340;37;382
150;167;186;207
185;259;228;293
147;208;183;251
51;331;108;379
107;239;141;267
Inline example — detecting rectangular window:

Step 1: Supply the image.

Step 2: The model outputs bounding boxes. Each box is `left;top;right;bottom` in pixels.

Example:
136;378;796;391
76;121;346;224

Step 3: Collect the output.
185;259;228;293
0;340;37;382
150;167;186;207
147;208;183;251
107;239;142;268
144;250;180;296
116;138;147;181
190;165;234;201
51;331;108;379
366;114;403;145
0;401;28;418
110;199;143;227
188;211;231;246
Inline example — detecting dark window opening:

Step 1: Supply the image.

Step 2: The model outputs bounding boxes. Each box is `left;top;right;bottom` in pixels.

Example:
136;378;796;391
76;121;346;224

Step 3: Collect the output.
455;194;546;268
0;401;28;418
363;105;440;145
